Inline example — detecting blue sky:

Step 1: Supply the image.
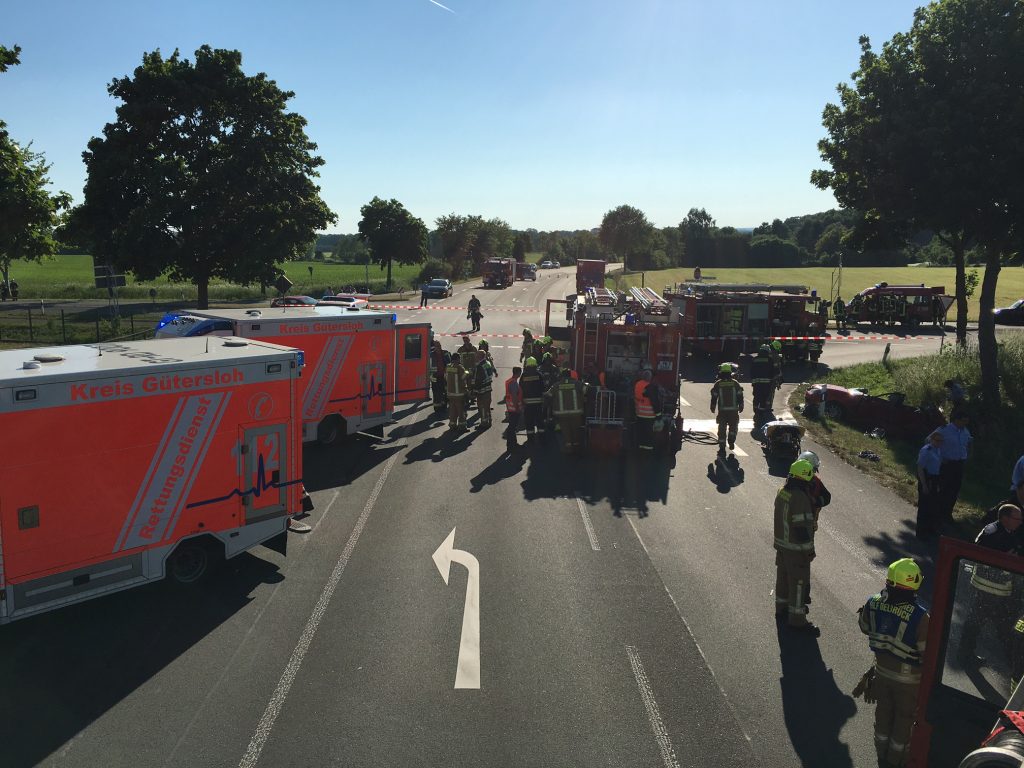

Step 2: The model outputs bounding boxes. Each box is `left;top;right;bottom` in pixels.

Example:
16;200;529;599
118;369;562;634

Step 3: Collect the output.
1;0;921;232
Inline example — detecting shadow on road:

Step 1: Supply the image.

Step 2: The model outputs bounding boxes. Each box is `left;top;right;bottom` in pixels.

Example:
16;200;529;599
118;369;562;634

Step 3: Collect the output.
0;553;283;768
302;437;402;491
777;621;858;767
706;455;745;493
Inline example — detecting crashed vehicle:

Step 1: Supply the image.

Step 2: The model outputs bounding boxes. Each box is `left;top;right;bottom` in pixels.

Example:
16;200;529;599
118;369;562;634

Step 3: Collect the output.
804;384;945;439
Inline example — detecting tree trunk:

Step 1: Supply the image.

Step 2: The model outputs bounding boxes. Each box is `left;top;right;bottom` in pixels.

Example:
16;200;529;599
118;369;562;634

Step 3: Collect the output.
197;277;209;310
951;236;968;347
386;257;393;293
976;247;1001;419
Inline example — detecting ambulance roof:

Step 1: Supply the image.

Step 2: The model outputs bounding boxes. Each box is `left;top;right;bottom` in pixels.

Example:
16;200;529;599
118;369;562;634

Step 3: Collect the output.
0;337;297;386
188;306;394;326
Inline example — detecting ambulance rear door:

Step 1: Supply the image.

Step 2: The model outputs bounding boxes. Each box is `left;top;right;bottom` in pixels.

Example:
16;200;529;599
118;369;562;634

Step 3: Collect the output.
395;323;430;404
240;423;290;525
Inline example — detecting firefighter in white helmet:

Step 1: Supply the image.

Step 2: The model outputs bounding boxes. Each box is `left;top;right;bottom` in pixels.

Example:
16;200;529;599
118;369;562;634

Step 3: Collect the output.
710;362;743;456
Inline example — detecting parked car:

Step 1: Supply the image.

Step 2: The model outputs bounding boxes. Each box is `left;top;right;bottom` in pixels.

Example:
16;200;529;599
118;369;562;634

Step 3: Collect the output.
424;278;453;298
804;384;945;439
271;295;318;308
552;260;561;268
994;299;1024;326
539;260;554;269
318;294;369;308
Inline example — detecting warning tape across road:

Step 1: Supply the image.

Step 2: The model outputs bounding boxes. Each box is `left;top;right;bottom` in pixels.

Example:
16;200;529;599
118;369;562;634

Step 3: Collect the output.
380;305;540;312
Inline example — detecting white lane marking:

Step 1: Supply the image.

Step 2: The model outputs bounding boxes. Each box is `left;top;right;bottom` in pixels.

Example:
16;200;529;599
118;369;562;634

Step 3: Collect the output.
576;496;601;551
678;397;691;407
627;516;754;744
309;489;340;535
731;445;748;457
431;528;481;689
818;518;885;580
626;645;681;768
682;419;755;432
239;451;400;768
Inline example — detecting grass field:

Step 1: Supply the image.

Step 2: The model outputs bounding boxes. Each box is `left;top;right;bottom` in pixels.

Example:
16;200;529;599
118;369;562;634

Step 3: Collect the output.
616;266;1024;321
2;256;422;301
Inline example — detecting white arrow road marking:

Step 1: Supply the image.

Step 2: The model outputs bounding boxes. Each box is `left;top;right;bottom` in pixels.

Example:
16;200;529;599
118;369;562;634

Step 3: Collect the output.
432;527;481;689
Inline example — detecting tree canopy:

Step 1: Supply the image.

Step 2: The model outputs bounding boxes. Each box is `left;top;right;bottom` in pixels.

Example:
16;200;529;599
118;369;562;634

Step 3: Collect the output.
358;197;428;292
599;204;653;270
813;0;1024;413
66;46;335;308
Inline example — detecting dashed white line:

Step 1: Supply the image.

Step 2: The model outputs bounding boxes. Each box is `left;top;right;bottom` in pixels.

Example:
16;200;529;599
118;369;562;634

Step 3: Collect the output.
238;451;400;768
626;645;681;768
576;496;601;551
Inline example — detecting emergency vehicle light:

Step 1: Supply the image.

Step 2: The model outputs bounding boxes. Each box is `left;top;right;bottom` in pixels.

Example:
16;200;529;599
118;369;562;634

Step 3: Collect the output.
156;312;179;329
296;351;305;367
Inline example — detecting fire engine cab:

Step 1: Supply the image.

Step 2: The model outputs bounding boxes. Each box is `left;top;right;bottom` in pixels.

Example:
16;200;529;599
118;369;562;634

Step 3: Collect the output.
846;283;954;330
664;282;827;364
156;307;430;444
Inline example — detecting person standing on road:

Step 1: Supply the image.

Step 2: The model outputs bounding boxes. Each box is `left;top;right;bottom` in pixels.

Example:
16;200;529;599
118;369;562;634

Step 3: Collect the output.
520;329;534;363
549;368;587;455
472;350;495;430
633;369;657;452
856;558;929;768
504;366;523;448
937;410;972;530
445;353;469;432
710;363;744;456
833;296;847;331
956;504;1022;668
774;459;819;633
519;357;546;443
467;294;482;332
420;282;429;307
769;340;784;390
457;335;476;360
430;340;450;412
915;430;944;539
750;345;774;413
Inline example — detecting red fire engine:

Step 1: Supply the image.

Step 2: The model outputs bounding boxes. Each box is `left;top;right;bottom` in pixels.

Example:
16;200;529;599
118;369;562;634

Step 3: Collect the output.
576;259;607;294
156;307;430;444
663;282;827;364
0;337;304;624
846;283;954;330
482;258;517;288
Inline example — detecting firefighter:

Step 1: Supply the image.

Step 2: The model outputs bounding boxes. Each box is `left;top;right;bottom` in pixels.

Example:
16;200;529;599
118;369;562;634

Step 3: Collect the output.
472;350;495;429
430;339;450;411
634;369;657;452
520;357;546;442
478;339;498;375
856;558;930;768
834;295;847;331
1012;613;1024;693
769;340;784;389
504;366;523;448
538;352;559;427
445;352;469;432
457;335;476;359
774;459;818;632
549;368;587;454
750;345;774;412
798;450;831;528
957;504;1023;667
520;329;534;362
467;294;482;332
710;362;743;456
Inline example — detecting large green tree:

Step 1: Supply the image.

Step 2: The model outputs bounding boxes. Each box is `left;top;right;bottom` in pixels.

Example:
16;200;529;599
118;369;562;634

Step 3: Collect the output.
599;204;653;271
813;0;1024;412
67;46;335;308
0;44;70;291
358;197;428;292
434;213;478;279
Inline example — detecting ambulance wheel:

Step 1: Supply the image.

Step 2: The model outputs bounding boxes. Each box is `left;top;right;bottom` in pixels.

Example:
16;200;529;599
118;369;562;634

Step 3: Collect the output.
317;415;343;446
168;539;218;585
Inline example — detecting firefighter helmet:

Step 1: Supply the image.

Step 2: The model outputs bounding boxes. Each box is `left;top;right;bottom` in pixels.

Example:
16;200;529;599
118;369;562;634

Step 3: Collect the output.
719;363;733;374
797;450;820;470
771;340;782;351
523;328;532;337
758;344;770;354
788;459;814;482
524;356;538;367
887;558;923;591
543;336;552;345
542;352;552;362
478;339;489;350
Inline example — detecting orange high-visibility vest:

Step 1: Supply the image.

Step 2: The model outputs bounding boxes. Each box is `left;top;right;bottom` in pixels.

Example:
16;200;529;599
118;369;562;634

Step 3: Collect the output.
634;380;655;418
504;377;522;412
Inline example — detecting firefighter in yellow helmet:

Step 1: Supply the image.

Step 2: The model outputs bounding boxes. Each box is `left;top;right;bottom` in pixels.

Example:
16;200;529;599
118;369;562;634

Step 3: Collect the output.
774;459;818;633
856;558;930;767
548;367;587;454
444;350;469;432
710;362;744;456
519;356;546;442
770;339;784;389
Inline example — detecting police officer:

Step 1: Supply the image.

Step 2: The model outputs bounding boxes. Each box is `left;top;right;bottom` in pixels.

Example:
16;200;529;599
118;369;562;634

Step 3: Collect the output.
472;350;496;429
774;459;818;633
857;558;930;768
634;369;657;452
957;504;1023;667
519;357;546;442
833;295;847;331
769;340;784;389
915;430;943;540
445;352;469;431
549;368;587;454
750;345;774;413
710;363;743;456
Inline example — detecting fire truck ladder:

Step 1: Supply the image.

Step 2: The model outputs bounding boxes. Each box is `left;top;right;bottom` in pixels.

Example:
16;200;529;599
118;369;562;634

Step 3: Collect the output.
580;315;601;371
628;286;669;314
585;286;617;306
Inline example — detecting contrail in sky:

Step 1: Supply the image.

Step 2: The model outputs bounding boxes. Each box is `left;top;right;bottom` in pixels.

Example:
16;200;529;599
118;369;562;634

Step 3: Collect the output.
428;0;455;12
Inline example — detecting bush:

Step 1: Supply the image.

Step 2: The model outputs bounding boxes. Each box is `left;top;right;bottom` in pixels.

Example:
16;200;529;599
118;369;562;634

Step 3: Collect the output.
417;259;450;285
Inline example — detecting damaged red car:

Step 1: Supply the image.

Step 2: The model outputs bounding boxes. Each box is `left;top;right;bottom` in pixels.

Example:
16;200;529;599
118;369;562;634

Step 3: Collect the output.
804;384;945;439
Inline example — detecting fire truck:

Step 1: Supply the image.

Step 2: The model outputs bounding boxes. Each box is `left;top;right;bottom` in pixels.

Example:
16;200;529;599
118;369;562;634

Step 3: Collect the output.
846;283;954;330
576;259;607;294
481;258;517;288
0;337;304;624
905;536;1024;767
156;307;430;444
663;282;827;364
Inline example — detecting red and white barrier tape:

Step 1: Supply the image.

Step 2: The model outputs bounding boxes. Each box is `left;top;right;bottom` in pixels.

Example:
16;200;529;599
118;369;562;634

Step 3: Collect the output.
380;305;539;312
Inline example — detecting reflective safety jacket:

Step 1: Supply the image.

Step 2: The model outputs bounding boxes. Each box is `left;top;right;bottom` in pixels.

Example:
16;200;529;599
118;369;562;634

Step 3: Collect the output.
770;350;783;377
833;299;846;319
634;379;655;418
445;363;467;398
539;361;559;391
473;360;495;393
750;356;773;384
859;590;930;682
520;368;545;405
551;381;584;416
504;377;522;413
710;377;743;412
773;481;815;553
970;522;1020;597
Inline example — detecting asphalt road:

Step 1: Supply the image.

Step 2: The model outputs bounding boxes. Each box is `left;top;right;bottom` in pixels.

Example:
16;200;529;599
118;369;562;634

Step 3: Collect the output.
0;268;1005;767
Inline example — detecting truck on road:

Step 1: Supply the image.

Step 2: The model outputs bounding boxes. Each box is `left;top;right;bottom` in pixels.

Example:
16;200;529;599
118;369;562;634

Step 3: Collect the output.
0;337;304;624
481;258;517;289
